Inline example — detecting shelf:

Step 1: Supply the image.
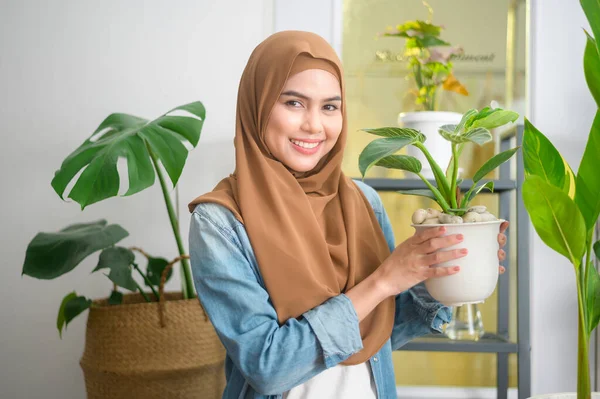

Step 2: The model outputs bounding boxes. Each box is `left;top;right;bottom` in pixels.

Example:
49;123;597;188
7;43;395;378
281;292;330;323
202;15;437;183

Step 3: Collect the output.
361;178;517;192
397;333;518;353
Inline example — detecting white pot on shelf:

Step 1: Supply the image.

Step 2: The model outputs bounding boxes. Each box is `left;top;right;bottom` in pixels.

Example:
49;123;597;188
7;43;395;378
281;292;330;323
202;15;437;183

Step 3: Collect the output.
412;219;503;306
528;394;600;399
398;111;462;179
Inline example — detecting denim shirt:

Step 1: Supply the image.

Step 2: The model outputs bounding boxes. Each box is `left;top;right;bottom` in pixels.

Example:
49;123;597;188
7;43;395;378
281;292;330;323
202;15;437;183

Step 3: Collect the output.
189;179;451;399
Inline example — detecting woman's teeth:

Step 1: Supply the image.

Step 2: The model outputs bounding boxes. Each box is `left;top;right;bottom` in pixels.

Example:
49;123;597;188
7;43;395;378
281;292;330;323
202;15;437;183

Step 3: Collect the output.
290;139;320;149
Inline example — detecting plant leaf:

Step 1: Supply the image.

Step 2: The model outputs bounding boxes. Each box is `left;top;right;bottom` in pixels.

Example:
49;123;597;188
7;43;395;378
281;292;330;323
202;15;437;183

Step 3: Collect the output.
461;127;492;145
594;240;600;260
108;290;123;305
581;0;600;57
465;181;495;205
51;101;205;209
93;247;137;291
57;292;91;338
473;147;520;183
470;109;519;130
523;175;587;265
455;109;478;132
575;110;600;233
584;32;600;107
522;118;569;193
23;220;129;280
146;257;172;286
358;134;425;177
360;127;425;139
397;189;438;201
587;263;600;334
438;124;459;142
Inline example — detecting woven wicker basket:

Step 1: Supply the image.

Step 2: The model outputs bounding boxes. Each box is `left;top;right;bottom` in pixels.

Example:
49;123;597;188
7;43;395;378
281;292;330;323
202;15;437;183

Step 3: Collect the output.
80;292;226;398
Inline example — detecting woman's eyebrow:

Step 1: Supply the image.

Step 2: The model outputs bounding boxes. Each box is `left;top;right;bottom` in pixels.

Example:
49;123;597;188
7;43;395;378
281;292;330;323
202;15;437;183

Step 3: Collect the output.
281;90;342;102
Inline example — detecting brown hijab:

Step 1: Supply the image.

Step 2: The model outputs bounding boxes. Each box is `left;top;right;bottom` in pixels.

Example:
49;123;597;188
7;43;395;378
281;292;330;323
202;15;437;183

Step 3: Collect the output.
188;30;395;365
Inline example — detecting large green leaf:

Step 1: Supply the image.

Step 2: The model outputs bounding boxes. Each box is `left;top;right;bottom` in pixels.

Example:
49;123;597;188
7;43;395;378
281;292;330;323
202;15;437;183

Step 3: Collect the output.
473;147;520;183
522;118;569;193
375;155;422;174
575;110;600;232
457;127;492;145
587;263;600;334
146;256;172;286
93;247;137;291
523;175;587;265
470;109;519;130
581;0;600;56
23;220;129;279
397;189;438;201
584;32;600;107
51;101;205;209
57;292;92;338
358;134;425;177
360;127;425;139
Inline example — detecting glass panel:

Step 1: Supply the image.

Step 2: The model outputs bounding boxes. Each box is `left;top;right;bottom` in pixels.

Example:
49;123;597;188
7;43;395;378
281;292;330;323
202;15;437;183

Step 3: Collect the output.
340;0;527;388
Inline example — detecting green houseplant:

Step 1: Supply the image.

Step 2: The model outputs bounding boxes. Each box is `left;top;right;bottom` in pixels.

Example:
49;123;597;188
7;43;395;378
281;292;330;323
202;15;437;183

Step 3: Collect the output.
21;102;226;398
380;1;471;179
358;107;519;306
521;1;600;398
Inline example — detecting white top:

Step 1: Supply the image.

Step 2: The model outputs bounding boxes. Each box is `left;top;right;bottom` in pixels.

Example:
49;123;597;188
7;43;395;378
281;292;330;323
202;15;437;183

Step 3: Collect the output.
282;361;377;399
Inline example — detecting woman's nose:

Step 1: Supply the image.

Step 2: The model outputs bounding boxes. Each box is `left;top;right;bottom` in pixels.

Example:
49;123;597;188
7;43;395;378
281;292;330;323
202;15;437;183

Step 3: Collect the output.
301;108;323;134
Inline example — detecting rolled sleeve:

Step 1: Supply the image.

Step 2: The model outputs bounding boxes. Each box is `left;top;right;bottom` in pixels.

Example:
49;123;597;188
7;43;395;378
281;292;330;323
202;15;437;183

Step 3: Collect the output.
303;294;364;368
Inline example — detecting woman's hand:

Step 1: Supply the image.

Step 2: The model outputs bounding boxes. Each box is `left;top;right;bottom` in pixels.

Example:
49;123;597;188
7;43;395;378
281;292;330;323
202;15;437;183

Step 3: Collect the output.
376;226;467;298
498;220;509;274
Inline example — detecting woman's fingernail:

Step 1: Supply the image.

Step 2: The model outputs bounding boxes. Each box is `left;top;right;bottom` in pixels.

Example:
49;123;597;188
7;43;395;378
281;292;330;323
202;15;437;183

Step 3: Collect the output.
461;249;468;254
457;234;463;240
439;227;445;233
453;266;460;271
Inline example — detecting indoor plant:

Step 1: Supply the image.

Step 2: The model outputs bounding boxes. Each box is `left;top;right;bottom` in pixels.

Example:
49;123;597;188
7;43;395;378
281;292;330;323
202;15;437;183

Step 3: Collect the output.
380;1;469;178
22;102;226;398
358;106;519;305
522;0;600;397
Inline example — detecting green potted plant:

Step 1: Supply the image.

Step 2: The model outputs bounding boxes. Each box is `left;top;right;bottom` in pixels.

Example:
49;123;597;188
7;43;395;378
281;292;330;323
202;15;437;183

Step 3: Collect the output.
522;1;600;398
358;106;518;305
22;102;226;399
380;1;469;179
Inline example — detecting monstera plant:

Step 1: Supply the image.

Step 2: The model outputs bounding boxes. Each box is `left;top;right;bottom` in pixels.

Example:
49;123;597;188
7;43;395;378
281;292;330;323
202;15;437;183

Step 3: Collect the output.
521;0;600;397
22;101;204;336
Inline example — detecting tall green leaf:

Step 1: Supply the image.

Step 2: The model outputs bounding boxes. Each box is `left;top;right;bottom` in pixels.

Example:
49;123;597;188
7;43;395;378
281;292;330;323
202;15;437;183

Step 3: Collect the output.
587;263;600;334
51;101;205;209
375;155;422;174
23;220;128;279
575;110;600;232
57;292;92;338
360;127;425;139
93;247;137;291
522;118;569;193
584;32;600;107
581;0;600;56
397;189;438;201
473;147;520;183
523;175;587;265
358;134;424;177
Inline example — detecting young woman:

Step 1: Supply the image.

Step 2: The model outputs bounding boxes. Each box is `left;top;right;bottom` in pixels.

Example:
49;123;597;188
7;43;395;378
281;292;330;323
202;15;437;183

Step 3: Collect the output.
188;30;508;399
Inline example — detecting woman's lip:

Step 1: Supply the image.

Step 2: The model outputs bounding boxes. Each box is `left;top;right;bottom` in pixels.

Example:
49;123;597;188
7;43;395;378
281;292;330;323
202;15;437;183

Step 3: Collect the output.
290;140;322;154
290;138;323;143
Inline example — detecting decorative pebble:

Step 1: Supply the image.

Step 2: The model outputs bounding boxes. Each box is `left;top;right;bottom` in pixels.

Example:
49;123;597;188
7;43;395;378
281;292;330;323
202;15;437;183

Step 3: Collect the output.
411;209;428;224
439;213;464;224
426;208;441;219
467;205;487;214
479;212;497;222
462;211;482;223
422;218;440;225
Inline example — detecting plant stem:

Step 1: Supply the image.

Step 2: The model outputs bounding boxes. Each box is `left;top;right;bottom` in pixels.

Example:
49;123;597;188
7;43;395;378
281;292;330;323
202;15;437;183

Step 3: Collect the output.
576;276;591;399
147;145;196;299
450;144;459;209
134;280;151;303
416;173;451;213
132;262;159;299
413;142;452;203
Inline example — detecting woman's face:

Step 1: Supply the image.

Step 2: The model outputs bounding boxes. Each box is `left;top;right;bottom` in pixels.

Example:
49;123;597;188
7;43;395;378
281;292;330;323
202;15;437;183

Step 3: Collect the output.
264;69;343;173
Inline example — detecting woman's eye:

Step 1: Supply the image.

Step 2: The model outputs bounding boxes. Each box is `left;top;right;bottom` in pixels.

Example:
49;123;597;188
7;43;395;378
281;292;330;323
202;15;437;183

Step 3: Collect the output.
323;104;338;111
286;100;302;107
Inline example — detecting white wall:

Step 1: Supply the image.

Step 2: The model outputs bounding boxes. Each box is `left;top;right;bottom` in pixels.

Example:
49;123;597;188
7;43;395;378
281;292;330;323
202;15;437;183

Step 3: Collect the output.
0;1;273;397
529;0;598;394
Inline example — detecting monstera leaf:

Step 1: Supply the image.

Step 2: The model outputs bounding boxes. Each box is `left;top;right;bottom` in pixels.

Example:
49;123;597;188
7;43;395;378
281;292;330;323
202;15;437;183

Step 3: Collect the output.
51;102;205;209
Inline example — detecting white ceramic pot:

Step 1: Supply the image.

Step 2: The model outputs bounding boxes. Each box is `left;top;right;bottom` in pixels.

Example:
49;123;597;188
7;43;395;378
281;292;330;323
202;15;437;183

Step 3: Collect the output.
398;111;462;179
412;219;504;306
528;394;600;399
